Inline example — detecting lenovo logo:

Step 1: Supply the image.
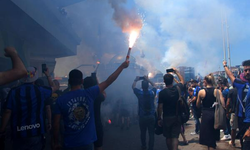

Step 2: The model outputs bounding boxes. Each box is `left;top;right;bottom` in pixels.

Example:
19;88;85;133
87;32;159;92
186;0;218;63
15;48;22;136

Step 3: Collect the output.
17;123;41;131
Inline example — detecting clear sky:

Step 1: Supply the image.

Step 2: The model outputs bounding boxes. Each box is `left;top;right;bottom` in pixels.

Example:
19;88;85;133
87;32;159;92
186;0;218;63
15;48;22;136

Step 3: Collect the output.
55;0;250;77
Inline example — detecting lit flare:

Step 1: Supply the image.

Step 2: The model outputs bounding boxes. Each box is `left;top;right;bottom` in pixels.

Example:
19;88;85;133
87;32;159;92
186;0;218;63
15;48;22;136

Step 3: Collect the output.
129;31;139;48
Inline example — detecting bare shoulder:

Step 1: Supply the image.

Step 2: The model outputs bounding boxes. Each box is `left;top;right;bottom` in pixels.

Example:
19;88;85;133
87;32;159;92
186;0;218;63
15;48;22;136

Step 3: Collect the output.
198;89;206;98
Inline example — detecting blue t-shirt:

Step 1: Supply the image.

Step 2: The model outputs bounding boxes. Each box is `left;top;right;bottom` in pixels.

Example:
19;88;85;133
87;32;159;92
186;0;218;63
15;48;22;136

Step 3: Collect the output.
133;88;156;117
233;78;250;123
5;83;52;138
54;86;100;148
222;88;229;104
192;86;200;109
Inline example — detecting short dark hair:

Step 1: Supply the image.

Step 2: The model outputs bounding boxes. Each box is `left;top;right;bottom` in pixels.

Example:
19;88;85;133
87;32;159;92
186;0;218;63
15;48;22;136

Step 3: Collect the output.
83;76;97;89
141;80;149;90
218;77;228;85
164;74;173;86
242;60;250;66
68;69;83;86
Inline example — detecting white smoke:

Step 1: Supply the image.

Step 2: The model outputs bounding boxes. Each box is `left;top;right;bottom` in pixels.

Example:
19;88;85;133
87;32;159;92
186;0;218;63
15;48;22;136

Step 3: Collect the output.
108;0;143;33
134;0;249;75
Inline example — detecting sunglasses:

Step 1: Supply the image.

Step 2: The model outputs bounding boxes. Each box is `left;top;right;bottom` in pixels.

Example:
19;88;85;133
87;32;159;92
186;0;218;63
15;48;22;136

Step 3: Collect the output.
244;69;250;72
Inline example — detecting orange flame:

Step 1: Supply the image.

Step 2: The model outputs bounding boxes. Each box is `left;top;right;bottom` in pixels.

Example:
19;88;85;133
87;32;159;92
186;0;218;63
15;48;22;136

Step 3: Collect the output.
108;119;112;124
129;31;139;48
96;61;100;64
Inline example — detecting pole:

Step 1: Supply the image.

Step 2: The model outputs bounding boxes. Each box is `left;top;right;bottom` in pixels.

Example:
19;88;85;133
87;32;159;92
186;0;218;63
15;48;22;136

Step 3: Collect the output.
221;16;226;61
225;16;231;69
126;47;132;61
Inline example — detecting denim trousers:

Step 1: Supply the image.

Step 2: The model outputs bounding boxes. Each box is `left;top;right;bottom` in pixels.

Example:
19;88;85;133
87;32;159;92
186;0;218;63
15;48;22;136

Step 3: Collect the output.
193;108;200;133
139;115;155;150
224;117;231;135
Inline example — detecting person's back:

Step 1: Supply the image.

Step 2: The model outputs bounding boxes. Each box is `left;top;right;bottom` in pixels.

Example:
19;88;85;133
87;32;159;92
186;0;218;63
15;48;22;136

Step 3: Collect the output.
159;85;180;117
203;87;216;108
55;86;100;147
53;60;129;150
6;83;51;138
134;88;156;117
157;69;185;150
228;88;237;114
132;76;156;150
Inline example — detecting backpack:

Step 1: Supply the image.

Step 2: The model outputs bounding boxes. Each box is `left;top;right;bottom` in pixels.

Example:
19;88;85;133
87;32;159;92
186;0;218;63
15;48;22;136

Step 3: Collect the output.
176;86;190;124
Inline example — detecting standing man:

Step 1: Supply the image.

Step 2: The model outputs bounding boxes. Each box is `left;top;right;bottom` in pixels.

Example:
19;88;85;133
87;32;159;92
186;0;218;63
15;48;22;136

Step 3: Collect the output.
53;60;129;150
189;80;201;135
0;47;26;85
132;76;156;150
223;60;250;150
219;77;231;141
83;73;106;150
227;87;238;147
157;68;184;150
0;67;57;150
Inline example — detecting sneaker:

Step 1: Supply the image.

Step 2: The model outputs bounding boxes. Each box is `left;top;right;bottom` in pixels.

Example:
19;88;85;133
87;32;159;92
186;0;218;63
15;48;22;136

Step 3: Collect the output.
228;141;236;147
221;135;231;141
190;132;198;135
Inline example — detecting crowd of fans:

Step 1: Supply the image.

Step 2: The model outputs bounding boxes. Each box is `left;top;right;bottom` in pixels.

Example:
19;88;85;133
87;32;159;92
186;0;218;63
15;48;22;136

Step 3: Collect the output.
0;46;249;150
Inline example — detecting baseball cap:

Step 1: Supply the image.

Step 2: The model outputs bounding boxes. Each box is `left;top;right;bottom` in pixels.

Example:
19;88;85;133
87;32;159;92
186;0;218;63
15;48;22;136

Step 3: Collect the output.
23;67;38;83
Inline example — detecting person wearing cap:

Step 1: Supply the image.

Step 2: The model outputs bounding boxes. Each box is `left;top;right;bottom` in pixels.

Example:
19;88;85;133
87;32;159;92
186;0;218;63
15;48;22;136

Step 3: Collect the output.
189;79;201;135
52;60;129;150
0;66;58;150
223;60;250;150
0;47;26;85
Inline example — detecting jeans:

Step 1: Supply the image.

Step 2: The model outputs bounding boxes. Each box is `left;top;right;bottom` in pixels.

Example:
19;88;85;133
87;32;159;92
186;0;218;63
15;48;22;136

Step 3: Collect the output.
64;144;93;150
224;117;231;135
12;136;43;150
193;108;200;133
139;115;155;150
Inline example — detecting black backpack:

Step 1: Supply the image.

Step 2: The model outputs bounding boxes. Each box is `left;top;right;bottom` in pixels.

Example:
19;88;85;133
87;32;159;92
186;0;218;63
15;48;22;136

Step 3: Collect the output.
176;86;190;124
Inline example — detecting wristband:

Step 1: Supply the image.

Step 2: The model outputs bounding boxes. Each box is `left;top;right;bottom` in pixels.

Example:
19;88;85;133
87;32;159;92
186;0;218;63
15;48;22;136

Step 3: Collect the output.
223;65;227;68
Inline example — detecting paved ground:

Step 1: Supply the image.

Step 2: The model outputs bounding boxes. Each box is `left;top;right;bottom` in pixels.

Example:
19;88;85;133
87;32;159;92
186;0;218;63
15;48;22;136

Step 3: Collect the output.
102;119;241;150
3;119;241;150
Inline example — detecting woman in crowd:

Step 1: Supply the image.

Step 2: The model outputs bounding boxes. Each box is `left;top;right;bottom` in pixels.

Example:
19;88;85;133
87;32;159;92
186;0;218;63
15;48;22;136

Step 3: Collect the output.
196;73;225;150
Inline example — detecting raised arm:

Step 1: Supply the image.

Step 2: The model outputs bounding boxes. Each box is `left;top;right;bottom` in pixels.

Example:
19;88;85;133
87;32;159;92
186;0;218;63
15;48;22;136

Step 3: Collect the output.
145;76;156;88
0;47;27;85
132;76;139;89
44;68;58;93
99;60;129;93
173;68;184;85
223;61;235;84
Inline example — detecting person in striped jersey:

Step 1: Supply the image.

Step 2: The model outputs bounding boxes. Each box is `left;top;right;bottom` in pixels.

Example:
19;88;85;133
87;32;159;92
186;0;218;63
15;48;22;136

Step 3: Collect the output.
0;66;58;150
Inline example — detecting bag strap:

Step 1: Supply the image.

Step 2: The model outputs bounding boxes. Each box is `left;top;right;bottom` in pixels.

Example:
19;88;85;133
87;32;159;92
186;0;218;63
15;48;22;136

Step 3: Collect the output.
237;94;245;112
175;86;181;117
215;89;220;104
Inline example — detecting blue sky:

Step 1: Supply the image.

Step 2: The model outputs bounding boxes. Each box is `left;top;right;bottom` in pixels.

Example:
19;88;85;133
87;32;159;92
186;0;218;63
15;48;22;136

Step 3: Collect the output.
55;0;250;76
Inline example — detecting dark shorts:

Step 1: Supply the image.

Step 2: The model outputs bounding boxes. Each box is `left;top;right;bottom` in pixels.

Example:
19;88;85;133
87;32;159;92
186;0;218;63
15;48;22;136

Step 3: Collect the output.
94;124;103;148
163;116;181;139
12;135;43;150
